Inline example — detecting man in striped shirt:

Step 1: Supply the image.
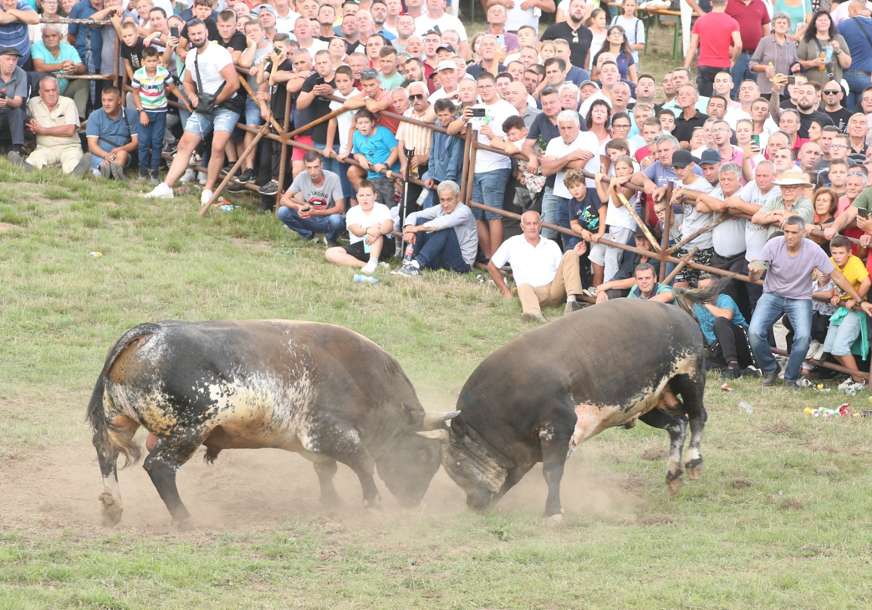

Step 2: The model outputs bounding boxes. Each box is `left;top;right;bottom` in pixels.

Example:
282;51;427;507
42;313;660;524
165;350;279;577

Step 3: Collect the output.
396;81;434;216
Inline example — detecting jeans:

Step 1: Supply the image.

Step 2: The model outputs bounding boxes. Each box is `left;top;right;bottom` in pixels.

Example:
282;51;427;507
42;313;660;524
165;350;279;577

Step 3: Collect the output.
137;110;167;173
471;167;512;220
843;69;872;112
696;66;721;98
540;186;569;240
749;293;812;381
412;218;469;273
370;176;395;207
0;105;25;147
276;206;345;241
729;53;753;100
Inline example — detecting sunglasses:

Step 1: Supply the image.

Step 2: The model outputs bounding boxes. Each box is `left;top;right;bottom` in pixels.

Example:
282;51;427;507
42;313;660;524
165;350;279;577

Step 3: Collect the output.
823;90;840;95
409;93;425;101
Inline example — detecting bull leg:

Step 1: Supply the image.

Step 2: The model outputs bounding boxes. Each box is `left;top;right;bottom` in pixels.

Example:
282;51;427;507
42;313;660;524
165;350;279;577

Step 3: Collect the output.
143;429;207;526
495;463;535;502
312;459;341;507
540;412;575;520
674;373;708;480
95;415;139;526
639;408;688;496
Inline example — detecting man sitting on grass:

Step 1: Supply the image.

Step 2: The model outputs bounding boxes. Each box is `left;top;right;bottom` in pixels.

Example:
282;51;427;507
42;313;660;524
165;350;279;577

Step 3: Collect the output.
325;180;395;275
486;210;584;322
277;152;346;247
395;180;477;276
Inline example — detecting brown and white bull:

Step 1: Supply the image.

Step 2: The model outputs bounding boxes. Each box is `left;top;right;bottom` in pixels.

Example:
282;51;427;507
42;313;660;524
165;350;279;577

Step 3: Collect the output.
423;299;708;520
87;320;452;526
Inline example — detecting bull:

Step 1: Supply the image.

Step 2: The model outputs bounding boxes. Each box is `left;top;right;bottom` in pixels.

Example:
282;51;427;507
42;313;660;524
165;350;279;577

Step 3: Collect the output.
423;299;708;520
87;320;452;526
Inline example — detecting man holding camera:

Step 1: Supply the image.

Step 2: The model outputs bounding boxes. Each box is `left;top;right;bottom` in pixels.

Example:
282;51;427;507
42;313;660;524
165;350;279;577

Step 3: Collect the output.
145;18;240;205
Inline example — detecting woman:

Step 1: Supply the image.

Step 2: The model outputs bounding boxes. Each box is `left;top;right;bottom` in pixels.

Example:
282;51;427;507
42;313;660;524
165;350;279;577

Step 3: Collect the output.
327;37;347;69
586;98;612;143
586;8;608;71
749;13;799;97
610;112;632;143
808;187;838;251
772;0;812;37
797;10;851;86
30;0;67;42
610;0;645;64
594;25;636;83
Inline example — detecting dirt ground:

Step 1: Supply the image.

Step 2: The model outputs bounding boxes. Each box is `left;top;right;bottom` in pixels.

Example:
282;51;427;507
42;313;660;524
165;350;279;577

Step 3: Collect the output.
0;435;646;536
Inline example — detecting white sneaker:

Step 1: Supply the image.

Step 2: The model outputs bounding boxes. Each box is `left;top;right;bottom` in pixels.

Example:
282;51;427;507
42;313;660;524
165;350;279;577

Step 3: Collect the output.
145;182;173;198
197;171;207;185
179;168;196;184
200;189;213;205
361;259;377;275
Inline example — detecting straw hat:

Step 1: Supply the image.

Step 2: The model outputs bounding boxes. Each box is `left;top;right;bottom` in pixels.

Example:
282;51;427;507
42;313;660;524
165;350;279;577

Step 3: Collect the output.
773;169;813;187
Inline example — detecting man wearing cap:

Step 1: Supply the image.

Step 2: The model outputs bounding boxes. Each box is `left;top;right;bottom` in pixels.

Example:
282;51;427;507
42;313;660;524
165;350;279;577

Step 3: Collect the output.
671;149;716;288
698;148;723;186
25;75;89;176
748;215;872;387
751;169;814;238
428;59;461;104
0;0;38;67
0;46;27;165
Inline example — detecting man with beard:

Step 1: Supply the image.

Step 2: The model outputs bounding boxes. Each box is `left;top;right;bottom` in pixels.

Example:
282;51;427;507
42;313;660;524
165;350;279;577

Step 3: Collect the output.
145;19;240;205
770;79;833;138
541;0;593;69
821;80;851;130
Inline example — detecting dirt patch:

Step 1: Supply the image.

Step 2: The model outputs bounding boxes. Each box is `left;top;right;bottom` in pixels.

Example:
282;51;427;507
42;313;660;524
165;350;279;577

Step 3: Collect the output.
640;447;667;461
778;497;804;511
730;478;752;489
637;514;674;526
230;237;273;253
0;221;19;233
762;422;793;435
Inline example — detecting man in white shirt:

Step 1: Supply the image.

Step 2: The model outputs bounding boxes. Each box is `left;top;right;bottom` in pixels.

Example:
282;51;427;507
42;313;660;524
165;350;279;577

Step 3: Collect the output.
415;0;469;57
487;210;583;322
272;0;299;34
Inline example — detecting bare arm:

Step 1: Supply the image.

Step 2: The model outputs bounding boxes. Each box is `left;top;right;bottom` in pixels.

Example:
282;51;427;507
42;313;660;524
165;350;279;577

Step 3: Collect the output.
486;260;513;298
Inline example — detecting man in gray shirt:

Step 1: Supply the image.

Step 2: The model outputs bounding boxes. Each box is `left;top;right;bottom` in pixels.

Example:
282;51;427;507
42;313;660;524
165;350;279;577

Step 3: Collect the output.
396;180;478;276
277;152;346;246
748;215;872;388
0;47;28;164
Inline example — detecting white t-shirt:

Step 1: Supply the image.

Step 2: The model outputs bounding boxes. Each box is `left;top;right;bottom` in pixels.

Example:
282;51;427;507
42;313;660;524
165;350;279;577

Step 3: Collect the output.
275;10;300;35
605;191;639;232
329;88;362;154
738;180;781;261
345;202;393;245
472;99;518;173
544;130;599;198
610;15;645;63
414;13;468;40
491;234;564;288
294;38;329;61
506;0;541;32
185;42;233;96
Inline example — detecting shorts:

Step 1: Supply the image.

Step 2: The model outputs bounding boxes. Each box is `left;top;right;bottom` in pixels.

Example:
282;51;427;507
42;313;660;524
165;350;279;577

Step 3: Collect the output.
244;98;263;126
673;247;714;286
185;106;240;137
823;309;863;356
345;237;396;262
291;135;314;161
472;167;512;221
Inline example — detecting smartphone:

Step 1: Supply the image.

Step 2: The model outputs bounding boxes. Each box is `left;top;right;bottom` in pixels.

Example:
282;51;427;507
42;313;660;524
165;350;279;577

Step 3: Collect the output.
859;208;870;219
470;107;486;118
0;93;6;100
170;25;179;38
273;46;283;55
787;76;796;86
751;134;760;147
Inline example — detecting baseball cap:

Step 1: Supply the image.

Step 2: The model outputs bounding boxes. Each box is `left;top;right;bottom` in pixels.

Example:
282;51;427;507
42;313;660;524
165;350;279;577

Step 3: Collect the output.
671;150;700;169
253;4;277;16
579;80;600;90
436;59;457;72
436;43;455;54
698;149;721;166
0;47;21;57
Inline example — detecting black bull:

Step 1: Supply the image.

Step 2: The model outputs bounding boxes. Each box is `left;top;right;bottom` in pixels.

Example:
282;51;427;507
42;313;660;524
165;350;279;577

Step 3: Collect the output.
87;320;453;526
422;299;708;519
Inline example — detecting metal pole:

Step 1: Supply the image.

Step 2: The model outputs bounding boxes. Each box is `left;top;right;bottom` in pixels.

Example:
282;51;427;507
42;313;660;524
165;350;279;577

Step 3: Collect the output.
275;92;292;211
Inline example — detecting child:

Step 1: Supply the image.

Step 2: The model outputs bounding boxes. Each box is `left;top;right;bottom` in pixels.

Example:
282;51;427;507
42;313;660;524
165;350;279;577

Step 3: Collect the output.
566;169;605;287
656;108;675;134
118;20;145;81
800;270;836;377
325;64;363;203
131;46;183;181
325;181;396;275
590;155;639;284
488;115;539;213
822;235;871;391
351;109;399;208
610;0;645;64
634;117;660;168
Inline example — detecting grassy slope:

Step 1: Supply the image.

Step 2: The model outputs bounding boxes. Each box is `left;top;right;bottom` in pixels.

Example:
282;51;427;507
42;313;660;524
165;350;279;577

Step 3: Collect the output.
1;42;871;608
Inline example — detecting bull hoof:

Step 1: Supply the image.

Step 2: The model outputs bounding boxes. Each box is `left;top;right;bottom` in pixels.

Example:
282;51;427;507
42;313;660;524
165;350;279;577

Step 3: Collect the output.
685;459;703;480
174;516;193;532
363;496;382;510
666;472;683;496
544;512;564;526
99;492;123;526
203;447;221;465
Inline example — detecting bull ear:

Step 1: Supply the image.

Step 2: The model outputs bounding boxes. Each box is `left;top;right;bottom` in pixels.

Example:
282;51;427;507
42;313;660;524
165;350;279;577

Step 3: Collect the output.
420;410;460;431
416;429;449;442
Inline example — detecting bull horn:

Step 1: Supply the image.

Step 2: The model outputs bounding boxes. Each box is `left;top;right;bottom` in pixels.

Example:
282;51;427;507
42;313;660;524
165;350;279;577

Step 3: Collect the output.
416;429;449;442
420;410;460;431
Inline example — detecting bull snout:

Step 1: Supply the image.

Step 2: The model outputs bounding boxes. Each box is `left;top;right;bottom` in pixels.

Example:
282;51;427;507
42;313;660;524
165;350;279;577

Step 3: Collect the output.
466;489;495;512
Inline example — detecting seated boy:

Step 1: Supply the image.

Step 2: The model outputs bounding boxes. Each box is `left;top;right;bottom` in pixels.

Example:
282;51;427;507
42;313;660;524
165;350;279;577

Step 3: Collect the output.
324;180;395;275
350;109;399;208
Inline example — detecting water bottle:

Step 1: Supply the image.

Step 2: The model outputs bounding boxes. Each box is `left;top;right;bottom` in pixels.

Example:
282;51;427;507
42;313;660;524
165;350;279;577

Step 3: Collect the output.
353;274;379;285
403;243;414;263
738;400;753;414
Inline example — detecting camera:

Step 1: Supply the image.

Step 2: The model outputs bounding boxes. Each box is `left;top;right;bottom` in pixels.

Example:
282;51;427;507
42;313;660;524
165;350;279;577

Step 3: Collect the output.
470;107;486;118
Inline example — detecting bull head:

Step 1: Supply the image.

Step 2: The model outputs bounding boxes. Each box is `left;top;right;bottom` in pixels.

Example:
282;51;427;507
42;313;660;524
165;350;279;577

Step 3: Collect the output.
418;410;459;433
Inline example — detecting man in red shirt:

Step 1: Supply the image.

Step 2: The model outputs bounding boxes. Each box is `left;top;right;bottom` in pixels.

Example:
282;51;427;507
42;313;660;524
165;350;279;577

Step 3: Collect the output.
726;0;770;99
685;0;742;98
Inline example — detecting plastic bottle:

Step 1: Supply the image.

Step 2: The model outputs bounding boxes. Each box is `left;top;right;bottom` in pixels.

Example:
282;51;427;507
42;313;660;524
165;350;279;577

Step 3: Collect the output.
353;274;379;285
738;400;753;414
403;243;414;263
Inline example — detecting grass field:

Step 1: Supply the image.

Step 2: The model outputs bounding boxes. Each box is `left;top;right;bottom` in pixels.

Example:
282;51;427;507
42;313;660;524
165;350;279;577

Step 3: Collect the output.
2;38;872;609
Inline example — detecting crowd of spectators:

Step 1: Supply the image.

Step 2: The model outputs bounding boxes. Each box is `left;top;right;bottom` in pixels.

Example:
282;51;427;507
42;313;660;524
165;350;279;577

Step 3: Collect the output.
6;0;872;389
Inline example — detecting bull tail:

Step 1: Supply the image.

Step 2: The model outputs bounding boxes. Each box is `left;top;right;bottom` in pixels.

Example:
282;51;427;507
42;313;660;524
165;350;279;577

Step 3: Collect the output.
86;323;161;468
672;278;732;319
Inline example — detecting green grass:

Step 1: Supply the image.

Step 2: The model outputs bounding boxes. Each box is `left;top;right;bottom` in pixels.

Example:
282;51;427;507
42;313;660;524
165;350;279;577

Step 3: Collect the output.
2;39;872;609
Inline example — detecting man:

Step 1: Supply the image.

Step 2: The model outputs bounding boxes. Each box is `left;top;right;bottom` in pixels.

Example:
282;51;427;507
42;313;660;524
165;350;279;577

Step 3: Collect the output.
593;234;659;302
671;149;716;288
276;152;346;246
396;180;478;276
30;25;89;119
415;0;468;57
24;76;88;175
487;210;584;322
672;85;709;148
0;0;38;66
748;215;872;387
751;169;814;238
466;34;504;79
796;141;823;180
626;262;673;301
145;19;240;204
541;0;593;69
635;74;657;106
377;46;404;90
821;80;851;131
501;0;556;33
684;0;741;97
699;148;722;186
236;16;272;184
85;86;137;179
505;79;536;128
428;59;461;105
466;72;518;258
540;110;595;246
292;14;327;60
484;3;519;54
770;80;833;139
369;1;395;41
273;0;298;35
0;46;26;164
396;80;435;215
725;0;770;97
296;48;336;169
839;0;872;110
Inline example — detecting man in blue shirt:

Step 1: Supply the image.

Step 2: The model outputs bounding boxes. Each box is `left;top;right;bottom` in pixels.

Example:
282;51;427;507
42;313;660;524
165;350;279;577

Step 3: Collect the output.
627;263;673;302
68;0;115;75
0;0;38;66
838;0;872;111
85;86;137;179
692;273;753;379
